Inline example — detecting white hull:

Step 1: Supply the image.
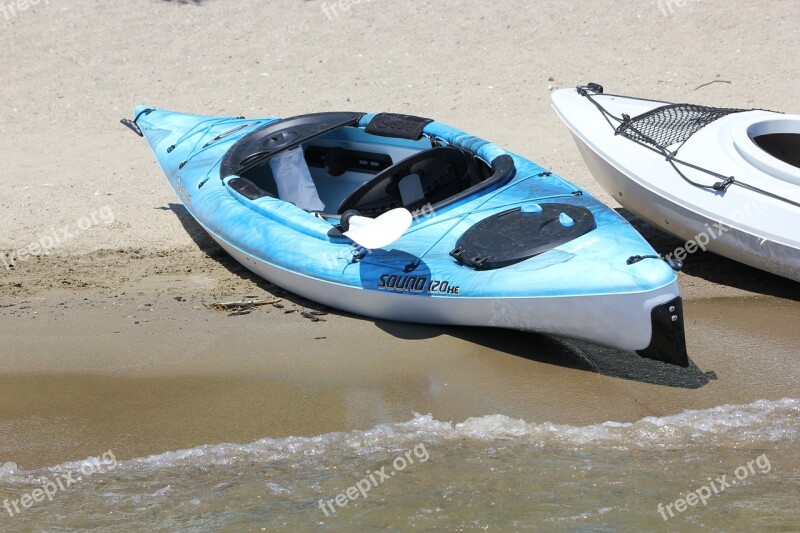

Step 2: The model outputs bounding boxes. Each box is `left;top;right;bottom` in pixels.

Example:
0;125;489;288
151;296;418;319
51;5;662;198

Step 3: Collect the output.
571;134;800;281
552;88;800;282
209;229;679;354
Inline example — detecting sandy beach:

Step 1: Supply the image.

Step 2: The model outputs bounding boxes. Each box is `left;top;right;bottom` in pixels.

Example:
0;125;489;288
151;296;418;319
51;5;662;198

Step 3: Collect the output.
1;0;798;530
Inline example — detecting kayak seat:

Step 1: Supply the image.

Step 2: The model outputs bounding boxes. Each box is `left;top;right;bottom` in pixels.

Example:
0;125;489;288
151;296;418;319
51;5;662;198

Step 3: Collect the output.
337;146;474;215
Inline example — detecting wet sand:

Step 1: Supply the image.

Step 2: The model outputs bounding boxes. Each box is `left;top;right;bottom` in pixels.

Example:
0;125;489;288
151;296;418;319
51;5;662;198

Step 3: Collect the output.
1;246;798;469
0;0;798;477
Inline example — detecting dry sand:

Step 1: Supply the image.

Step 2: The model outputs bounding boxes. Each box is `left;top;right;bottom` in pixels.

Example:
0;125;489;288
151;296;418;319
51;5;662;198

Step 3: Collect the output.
1;0;798;469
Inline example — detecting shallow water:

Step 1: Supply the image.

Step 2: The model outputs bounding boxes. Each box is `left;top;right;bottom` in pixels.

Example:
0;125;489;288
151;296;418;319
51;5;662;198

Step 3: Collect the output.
1;288;799;530
1;399;797;531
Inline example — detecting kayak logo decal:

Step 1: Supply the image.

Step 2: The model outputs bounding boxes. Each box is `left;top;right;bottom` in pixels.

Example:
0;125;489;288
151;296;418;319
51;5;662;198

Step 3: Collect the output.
378;274;427;293
174;176;192;205
377;274;460;295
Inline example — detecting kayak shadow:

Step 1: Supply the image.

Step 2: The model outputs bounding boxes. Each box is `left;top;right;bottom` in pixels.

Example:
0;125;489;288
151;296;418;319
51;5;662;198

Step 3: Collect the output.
163;203;255;275
164;203;332;309
167;201;714;387
617;208;800;301
162;203;218;250
375;321;716;389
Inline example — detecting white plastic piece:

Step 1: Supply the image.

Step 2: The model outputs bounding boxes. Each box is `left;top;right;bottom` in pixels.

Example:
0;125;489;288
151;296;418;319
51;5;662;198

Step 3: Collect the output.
269;147;326;212
343;208;413;250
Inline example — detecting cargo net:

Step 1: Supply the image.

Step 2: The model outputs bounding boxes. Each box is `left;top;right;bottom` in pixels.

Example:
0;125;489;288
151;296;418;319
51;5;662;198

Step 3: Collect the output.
616;104;748;151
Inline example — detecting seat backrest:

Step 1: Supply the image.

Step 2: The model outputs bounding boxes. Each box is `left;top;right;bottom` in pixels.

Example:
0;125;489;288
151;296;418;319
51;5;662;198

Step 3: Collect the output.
398;173;427;210
337;146;471;214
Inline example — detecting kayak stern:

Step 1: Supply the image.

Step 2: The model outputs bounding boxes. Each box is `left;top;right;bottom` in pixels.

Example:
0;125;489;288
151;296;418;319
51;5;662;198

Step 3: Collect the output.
636;296;688;367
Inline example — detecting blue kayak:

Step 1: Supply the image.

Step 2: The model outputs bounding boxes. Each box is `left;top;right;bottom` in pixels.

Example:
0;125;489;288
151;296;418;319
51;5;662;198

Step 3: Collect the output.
123;107;689;366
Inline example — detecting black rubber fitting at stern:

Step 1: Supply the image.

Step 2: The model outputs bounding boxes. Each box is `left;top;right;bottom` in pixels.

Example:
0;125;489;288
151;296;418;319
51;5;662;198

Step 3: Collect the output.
636;296;689;367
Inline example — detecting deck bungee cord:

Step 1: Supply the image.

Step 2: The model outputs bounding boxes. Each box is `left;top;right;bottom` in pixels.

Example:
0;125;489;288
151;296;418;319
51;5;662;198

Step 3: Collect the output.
176;120;266;170
576;84;800;209
166;116;250;153
171;119;271;188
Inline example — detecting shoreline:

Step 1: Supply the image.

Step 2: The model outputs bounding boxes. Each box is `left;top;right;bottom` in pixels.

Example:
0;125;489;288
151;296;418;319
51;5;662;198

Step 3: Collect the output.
2;247;798;470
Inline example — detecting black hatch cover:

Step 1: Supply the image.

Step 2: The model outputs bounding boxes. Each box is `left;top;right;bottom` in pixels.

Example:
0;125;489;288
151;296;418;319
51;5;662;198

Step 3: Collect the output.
450;203;596;270
220;111;365;178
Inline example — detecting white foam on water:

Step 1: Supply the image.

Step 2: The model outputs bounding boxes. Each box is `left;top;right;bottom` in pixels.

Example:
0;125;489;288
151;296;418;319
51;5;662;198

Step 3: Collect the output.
1;398;797;480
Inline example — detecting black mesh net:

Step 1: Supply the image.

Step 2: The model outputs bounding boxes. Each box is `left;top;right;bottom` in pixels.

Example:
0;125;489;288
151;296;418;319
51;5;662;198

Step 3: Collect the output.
616;104;747;150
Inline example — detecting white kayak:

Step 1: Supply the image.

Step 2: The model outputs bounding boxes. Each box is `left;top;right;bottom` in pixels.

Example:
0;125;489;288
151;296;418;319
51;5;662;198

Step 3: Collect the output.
551;83;800;282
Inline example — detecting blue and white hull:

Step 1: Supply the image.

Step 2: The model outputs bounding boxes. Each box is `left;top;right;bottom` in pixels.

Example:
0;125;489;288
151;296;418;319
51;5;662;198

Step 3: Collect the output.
125;106;689;365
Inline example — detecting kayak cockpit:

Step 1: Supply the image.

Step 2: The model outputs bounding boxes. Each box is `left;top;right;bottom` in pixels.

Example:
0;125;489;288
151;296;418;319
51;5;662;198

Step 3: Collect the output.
219;112;515;219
